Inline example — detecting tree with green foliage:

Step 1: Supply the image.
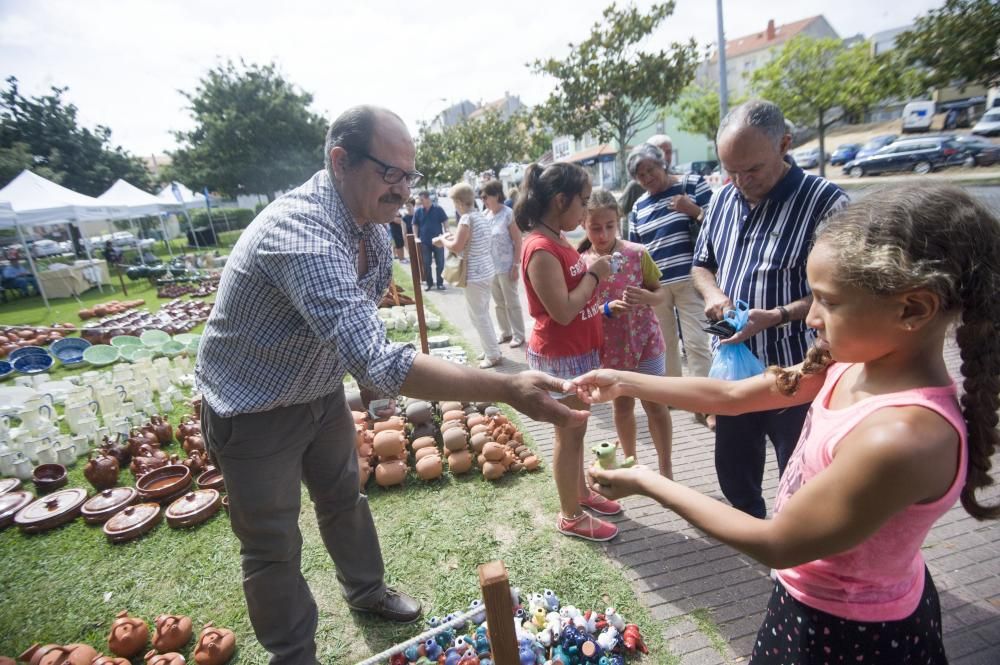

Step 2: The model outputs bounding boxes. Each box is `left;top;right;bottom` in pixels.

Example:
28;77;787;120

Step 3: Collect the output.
896;0;1000;90
168;60;327;200
673;85;746;156
751;36;911;177
531;1;699;185
415;109;541;186
0;76;151;194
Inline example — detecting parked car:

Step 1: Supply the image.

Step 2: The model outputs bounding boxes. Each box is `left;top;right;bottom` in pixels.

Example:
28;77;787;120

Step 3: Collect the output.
673;160;719;176
829;143;862;166
29;239;63;258
954;136;1000;166
791;147;823;169
901;100;935;133
855;134;898;160
842;136;968;177
971;109;1000;137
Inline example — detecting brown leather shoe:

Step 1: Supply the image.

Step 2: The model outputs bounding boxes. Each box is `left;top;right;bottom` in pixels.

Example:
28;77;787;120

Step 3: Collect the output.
347;587;422;623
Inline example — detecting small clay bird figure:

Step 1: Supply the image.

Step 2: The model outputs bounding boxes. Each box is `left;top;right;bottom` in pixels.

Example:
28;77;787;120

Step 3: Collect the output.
592;441;636;470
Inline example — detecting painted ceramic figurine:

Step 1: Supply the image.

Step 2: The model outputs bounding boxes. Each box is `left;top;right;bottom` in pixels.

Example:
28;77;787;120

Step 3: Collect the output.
591;441;635;470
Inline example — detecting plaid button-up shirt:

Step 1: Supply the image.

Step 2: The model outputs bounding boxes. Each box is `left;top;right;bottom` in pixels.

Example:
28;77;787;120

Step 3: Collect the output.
195;170;417;417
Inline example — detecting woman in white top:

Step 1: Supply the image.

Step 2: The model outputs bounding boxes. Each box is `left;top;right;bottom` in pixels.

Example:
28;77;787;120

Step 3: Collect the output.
438;182;502;368
481;180;526;348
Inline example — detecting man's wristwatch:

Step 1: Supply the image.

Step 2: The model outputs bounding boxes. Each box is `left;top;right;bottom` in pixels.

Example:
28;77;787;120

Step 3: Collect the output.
695;210;705;223
777;305;790;326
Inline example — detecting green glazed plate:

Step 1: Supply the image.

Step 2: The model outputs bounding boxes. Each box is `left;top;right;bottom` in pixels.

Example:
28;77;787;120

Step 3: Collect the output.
140;330;171;348
110;335;142;348
160;341;186;357
83;344;120;366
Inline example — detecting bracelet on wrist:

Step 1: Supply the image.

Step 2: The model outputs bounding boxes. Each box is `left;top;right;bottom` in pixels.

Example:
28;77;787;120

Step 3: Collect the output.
586;270;600;286
603;301;612;318
777;305;790;325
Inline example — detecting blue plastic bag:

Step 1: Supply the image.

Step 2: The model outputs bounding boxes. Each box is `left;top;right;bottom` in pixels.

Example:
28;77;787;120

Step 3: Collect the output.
708;300;766;381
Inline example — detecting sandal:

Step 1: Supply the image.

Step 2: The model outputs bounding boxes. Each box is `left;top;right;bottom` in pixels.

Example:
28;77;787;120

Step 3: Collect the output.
579;491;623;516
557;512;619;542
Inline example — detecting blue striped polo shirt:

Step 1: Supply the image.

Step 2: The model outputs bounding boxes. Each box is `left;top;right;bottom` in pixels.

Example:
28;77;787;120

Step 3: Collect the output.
629;174;712;285
693;162;848;367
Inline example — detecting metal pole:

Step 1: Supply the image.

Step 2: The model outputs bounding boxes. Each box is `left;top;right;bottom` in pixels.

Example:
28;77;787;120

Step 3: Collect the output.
716;0;729;121
14;221;49;310
181;203;201;252
159;214;174;259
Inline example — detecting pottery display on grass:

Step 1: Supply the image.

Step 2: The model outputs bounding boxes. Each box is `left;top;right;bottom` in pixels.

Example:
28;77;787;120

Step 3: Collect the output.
193;623;236;665
84;454;120;491
108;610;149;658
148;415;173;445
179;449;209;477
196;466;224;492
136;465;192;504
0;490;33;529
130;446;170;479
92;656;131;665
31;463;68;493
0;477;22;494
143;651;185;665
19;643;59;665
103;502;162;543
152;614;193;653
19;642;98;665
13;487;88;533
165;489;220;528
81;487;138;524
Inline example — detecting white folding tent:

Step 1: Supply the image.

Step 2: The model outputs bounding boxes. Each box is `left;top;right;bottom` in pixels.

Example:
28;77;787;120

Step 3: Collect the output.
98;179;182;261
0;170;126;308
157;181;218;250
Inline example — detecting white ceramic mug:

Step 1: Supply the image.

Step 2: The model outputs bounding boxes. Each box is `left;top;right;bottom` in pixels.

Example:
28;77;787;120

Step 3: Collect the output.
10;452;32;480
32;438;56;465
0;449;17;476
55;443;76;467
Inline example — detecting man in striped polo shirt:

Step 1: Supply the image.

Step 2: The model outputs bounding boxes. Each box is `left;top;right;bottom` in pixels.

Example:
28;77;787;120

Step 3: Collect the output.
627;142;714;387
691;100;848;518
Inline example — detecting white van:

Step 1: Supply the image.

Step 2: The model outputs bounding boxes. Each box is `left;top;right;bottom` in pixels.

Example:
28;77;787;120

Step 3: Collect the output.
901;101;935;133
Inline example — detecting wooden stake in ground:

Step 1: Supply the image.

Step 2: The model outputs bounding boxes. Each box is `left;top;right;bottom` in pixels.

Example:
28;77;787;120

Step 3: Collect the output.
406;233;429;355
478;560;517;665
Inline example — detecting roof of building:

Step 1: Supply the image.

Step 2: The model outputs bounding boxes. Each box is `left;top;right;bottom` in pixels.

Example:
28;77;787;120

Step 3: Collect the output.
717;15;825;59
467;94;523;121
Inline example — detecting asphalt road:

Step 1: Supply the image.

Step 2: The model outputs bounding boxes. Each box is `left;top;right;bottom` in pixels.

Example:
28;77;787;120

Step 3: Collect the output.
848;184;1000;210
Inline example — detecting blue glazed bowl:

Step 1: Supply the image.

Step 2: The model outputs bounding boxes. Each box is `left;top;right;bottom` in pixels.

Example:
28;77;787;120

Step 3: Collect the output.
8;346;50;364
50;337;92;366
0;361;12;379
13;352;54;374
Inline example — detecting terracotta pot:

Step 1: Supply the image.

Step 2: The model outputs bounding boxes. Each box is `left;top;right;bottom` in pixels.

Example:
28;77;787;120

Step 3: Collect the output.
374;459;407;487
482;442;506;463
414;454;443;480
193;623;236;665
151;614;193;653
372;416;404;433
466;413;485;429
99;437;131;469
439;401;463;415
182;435;205;455
442;409;465;423
482;461;505;481
135;465;192;503
149;415;173;445
92;656;130;665
442;428;468;453
410;436;436;452
372;430;406;459
404;401;432;425
413;446;439;462
182;450;209;477
446;450;474;475
19;643;59;665
143;652;185;665
439;420;464;435
108;610;148;658
37;643;98;665
84;454;120;491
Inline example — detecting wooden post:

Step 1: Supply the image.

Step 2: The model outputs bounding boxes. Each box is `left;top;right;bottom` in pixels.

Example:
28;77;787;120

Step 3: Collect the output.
478;560;518;665
406;233;429;355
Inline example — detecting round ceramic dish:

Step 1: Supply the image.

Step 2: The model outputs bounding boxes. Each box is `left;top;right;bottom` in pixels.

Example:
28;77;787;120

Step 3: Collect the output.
159;341;186;357
110;335;143;349
0;361;12;380
140;330;170;348
172;333;197;346
83;345;120;366
14;487;88;533
103;502;162;543
8;346;49;364
118;345;152;362
50;337;91;365
13;353;54;375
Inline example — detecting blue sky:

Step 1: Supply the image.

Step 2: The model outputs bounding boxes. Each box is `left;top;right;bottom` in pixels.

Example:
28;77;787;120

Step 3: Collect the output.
0;0;945;156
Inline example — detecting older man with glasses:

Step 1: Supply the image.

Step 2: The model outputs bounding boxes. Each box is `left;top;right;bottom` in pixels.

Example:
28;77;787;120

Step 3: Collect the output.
196;105;589;665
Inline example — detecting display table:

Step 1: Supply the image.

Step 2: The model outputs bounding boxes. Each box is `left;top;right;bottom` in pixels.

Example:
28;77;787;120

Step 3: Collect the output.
37;260;111;299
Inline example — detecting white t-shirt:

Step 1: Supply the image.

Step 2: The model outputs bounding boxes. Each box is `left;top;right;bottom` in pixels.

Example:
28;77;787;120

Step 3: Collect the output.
459;211;496;283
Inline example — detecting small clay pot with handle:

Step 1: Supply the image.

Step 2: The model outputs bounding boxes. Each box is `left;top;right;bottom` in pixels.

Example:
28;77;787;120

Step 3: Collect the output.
92;656;131;665
143;651;185;665
193;623;235;665
108;610;148;658
152;614;193;653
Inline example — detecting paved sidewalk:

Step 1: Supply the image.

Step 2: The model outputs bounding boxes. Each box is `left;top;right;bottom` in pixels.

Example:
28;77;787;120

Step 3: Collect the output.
417;279;1000;664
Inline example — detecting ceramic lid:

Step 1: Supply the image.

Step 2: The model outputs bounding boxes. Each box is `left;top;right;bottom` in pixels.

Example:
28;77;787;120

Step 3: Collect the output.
165;489;220;528
81;487;138;524
0;490;33;528
13;487;87;533
103;502;162;542
0;477;22;495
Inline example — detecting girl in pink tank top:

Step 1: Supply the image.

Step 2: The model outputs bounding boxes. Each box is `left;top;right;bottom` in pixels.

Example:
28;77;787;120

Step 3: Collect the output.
572;184;1000;664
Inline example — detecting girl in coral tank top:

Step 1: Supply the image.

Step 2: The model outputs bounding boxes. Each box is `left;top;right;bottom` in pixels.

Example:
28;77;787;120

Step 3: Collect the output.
573;184;1000;663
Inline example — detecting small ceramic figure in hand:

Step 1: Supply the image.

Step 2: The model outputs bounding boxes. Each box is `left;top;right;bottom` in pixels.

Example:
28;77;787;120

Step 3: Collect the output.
591;441;635;470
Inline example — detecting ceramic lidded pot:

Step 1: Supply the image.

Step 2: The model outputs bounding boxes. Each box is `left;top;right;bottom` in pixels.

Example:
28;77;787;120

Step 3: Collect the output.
164;490;220;529
103;503;162;543
193;623;235;665
81;487;138;524
13;488;88;534
151;614;193;653
0;490;33;530
84;454;120;492
0;477;22;495
108;610;149;658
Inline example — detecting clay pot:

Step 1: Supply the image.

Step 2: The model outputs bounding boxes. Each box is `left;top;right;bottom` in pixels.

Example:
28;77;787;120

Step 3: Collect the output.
19;644;60;665
439;420;464;434
182;450;209;477
410;436;437;452
127;430;157;458
176;420;200;441
372;416;404;433
470;432;491;454
466;413;485;429
372;430;406;459
469;424;490;436
415;454;443;480
482;461;505;481
482;442;506;463
439;401;463;415
182;435;205;455
414;446;439;461
374;460;407;487
108;610;149;658
193;623;236;665
442;409;465;423
92;656;130;665
151;614;193;653
33;644;98;665
144;652;185;665
84;454;120;491
409;422;436;441
404;401;432;425
0;657;14;665
99;437;131;469
442;428;468;453
523;455;540;471
149;415;173;445
446;450;474;475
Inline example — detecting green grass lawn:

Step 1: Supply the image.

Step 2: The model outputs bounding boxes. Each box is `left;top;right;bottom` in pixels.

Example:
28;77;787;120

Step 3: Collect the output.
0;260;676;664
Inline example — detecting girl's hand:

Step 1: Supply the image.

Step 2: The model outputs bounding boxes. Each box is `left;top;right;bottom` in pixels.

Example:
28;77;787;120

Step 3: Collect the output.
623;285;654;307
586;254;613;281
571;368;624;403
508;266;519;282
588;463;656;501
608;300;630;317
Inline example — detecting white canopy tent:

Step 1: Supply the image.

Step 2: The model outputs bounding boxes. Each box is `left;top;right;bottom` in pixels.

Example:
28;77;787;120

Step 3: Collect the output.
157;181;219;250
98;179;182;262
0;170;127;308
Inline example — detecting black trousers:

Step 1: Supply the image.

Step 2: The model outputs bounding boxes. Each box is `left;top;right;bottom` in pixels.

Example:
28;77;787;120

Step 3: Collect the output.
714;403;810;518
420;243;444;287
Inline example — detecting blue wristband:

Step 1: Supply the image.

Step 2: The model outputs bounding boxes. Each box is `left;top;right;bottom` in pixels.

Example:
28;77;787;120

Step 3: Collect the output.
603;301;612;318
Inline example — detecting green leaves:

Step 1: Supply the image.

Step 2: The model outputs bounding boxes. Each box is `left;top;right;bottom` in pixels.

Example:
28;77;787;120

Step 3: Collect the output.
674;85;747;148
167;60;327;199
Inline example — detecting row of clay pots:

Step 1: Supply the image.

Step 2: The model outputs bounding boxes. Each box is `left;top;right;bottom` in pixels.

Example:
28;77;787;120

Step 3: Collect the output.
107;610;236;664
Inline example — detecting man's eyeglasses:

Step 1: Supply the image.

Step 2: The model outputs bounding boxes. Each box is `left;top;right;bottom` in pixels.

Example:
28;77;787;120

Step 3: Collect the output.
362;153;423;187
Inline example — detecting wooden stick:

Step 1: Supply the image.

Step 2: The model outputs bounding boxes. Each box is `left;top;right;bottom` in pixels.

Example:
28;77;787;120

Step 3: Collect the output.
478;560;517;665
406;233;429;355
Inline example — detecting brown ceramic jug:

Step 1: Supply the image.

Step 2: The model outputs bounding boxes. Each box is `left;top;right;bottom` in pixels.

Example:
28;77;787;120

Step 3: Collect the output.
107;610;148;658
99;435;131;469
84;454;120;491
143;652;185;665
181;450;209;476
149;415;174;445
151;614;193;653
193;623;235;665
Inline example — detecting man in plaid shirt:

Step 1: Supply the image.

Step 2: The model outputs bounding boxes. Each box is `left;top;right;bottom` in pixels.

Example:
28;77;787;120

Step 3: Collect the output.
196;106;587;664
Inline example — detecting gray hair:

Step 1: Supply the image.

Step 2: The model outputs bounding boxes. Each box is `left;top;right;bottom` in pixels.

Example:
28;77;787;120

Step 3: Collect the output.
647;133;673;149
717;99;787;146
323;105;406;179
626;143;667;178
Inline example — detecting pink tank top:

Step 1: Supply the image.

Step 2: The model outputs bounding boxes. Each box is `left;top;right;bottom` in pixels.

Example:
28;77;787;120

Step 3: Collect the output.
774;363;967;622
